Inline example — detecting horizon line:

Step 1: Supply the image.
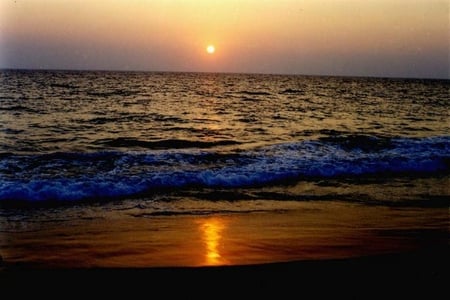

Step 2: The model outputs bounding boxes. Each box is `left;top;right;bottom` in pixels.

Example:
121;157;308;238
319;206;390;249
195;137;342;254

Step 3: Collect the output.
1;67;448;81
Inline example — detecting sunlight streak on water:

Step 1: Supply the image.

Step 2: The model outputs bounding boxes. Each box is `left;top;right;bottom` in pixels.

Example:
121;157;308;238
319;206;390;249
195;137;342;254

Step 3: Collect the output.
199;217;227;265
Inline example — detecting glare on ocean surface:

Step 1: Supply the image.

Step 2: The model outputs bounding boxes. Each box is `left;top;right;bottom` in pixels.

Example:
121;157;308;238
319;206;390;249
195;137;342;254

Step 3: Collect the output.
200;218;226;265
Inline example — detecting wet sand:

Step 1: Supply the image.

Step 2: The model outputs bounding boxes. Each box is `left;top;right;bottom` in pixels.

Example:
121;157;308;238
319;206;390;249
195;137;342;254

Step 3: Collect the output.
1;201;448;294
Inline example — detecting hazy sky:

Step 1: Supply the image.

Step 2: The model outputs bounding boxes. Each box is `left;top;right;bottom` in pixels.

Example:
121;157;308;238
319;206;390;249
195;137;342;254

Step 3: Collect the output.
1;0;448;78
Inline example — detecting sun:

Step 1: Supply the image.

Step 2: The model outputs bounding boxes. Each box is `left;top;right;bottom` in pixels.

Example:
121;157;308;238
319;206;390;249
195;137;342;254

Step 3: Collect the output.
206;45;215;54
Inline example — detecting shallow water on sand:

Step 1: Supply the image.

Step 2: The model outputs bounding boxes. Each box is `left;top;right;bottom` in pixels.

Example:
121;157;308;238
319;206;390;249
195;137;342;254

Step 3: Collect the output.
1;198;448;268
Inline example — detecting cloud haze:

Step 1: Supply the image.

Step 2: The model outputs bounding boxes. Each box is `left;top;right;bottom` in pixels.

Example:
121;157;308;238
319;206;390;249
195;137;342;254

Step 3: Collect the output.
1;0;448;78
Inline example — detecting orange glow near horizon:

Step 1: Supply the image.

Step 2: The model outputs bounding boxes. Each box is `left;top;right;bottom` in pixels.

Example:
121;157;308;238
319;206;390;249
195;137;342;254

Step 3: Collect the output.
1;0;448;78
199;218;227;265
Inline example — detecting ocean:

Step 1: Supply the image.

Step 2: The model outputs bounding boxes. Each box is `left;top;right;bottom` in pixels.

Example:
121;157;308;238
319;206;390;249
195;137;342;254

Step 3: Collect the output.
0;70;448;267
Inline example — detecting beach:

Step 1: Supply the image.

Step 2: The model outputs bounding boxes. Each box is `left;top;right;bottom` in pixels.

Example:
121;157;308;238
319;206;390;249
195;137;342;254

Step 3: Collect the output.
1;252;448;296
2;199;448;268
2;199;448;274
0;71;448;294
1;203;448;295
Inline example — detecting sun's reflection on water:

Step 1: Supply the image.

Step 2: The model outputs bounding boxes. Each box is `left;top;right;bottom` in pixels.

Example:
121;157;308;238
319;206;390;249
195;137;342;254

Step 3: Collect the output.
199;217;227;265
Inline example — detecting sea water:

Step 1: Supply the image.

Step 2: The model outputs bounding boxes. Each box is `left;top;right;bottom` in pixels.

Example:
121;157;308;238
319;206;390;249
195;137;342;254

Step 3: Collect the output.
0;70;448;265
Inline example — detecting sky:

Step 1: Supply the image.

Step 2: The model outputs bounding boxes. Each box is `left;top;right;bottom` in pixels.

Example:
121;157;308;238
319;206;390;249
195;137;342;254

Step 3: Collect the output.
0;0;448;78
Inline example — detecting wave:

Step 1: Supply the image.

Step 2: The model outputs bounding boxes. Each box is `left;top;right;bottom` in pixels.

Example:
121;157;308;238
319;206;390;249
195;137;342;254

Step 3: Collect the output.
130;209;270;218
86;89;139;97
279;88;305;95
238;90;272;96
0;105;41;114
93;138;241;149
0;135;448;202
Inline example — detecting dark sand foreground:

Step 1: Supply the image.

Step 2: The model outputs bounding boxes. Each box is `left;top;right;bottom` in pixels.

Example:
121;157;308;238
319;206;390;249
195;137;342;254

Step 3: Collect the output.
1;201;448;295
1;249;448;297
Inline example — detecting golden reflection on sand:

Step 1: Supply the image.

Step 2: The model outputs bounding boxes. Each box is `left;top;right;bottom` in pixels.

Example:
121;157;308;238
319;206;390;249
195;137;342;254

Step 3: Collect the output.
199;217;227;265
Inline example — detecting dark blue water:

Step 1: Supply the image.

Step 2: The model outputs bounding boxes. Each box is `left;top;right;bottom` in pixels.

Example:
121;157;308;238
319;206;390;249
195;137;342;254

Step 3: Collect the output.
0;70;449;207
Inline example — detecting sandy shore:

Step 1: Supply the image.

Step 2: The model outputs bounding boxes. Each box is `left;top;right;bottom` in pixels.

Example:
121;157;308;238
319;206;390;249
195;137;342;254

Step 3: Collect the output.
1;248;448;296
1;201;448;294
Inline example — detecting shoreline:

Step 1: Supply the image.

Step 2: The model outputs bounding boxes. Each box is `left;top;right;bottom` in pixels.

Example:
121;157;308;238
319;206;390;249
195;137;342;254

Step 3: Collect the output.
1;202;448;268
1;202;447;294
2;245;447;270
